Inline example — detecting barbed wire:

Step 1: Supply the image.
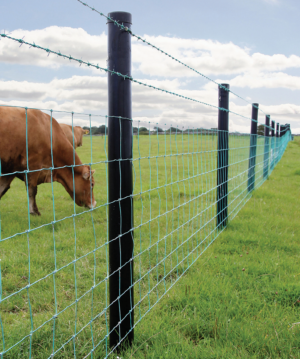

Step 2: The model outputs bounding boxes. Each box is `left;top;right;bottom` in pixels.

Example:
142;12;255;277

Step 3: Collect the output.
0;104;107;117
0;33;274;129
0;12;292;357
76;0;270;118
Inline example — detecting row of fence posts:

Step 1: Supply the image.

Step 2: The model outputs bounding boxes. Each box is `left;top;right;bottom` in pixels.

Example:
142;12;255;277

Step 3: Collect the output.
106;10;292;352
216;84;291;229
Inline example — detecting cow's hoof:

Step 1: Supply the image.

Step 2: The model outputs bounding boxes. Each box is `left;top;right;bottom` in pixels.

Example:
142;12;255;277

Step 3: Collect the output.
30;211;41;216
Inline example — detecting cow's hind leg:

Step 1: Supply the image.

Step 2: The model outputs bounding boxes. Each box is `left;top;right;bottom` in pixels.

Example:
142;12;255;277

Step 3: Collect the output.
0;175;15;199
27;185;41;216
24;172;42;216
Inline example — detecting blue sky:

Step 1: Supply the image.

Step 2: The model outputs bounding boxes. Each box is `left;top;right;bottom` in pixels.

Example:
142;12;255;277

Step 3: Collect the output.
0;0;299;132
1;0;299;55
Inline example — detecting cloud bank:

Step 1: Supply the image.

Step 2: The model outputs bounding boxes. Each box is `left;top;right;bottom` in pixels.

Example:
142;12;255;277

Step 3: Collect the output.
0;26;299;132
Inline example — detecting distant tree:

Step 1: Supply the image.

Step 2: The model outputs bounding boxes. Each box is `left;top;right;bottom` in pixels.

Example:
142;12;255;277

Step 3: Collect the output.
139;127;149;132
91;125;107;135
92;128;100;135
97;125;108;134
257;124;265;136
133;127;138;133
91;126;99;135
168;127;182;133
153;126;163;132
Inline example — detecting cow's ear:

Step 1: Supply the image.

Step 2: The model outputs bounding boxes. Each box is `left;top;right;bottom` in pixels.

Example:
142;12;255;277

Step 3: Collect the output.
82;171;89;180
82;169;95;180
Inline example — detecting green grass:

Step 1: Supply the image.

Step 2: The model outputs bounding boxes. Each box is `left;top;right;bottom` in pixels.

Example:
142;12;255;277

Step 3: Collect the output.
118;137;300;359
0;133;293;358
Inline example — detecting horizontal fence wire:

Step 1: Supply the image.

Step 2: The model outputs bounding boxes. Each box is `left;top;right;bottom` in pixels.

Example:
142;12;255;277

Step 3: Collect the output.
0;33;273;130
0;105;291;358
0;10;292;358
77;0;271;118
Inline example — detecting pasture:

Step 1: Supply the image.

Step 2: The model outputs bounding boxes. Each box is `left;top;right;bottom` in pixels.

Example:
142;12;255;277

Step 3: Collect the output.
0;132;281;358
119;138;300;359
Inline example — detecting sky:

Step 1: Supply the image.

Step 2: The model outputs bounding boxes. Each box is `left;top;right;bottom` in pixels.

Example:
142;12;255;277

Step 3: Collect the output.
0;0;299;132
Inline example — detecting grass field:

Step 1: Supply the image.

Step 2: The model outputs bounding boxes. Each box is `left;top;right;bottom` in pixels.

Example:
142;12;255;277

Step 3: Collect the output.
0;132;292;358
119;136;300;359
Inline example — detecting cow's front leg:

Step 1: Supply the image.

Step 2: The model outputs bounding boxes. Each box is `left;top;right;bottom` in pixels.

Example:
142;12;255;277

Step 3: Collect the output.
28;185;41;216
0;175;15;199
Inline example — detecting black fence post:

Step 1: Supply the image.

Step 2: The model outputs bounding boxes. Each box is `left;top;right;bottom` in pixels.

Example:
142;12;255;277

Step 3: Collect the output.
107;11;134;350
286;124;290;139
217;84;229;228
271;120;275;170
283;125;287;137
263;115;270;179
276;122;280;163
287;124;292;140
247;103;259;192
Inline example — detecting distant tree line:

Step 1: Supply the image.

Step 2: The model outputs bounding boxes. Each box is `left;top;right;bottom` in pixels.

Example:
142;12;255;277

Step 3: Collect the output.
258;124;267;136
83;125;221;135
83;125;107;135
82;124;273;137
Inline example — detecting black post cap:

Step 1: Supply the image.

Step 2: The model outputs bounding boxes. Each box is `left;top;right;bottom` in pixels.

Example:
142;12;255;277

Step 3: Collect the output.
107;11;132;24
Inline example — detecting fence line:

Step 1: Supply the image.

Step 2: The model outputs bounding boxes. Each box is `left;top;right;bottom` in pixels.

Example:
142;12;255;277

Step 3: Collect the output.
0;8;293;359
0;109;292;358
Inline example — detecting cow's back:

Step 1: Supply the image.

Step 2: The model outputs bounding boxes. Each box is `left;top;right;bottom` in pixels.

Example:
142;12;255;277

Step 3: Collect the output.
60;124;85;148
74;126;84;147
0;107;75;175
60;124;78;148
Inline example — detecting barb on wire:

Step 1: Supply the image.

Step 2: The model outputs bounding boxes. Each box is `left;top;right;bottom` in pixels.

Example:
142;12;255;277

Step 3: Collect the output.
0;33;274;129
76;0;271;119
0;33;108;73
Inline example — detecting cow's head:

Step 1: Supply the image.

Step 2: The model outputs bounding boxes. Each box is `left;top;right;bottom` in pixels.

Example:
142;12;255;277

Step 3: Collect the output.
73;166;96;209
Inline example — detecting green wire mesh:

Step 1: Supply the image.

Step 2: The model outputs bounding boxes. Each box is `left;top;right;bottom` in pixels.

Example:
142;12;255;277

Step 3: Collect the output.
0;14;292;358
0;108;291;357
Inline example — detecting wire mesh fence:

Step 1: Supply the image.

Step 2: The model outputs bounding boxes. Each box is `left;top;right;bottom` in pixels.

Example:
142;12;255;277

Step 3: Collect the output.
0;4;293;359
0;109;291;358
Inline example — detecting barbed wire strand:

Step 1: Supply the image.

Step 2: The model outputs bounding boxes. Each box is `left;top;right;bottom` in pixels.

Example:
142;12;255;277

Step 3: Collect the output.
0;33;275;130
76;0;269;117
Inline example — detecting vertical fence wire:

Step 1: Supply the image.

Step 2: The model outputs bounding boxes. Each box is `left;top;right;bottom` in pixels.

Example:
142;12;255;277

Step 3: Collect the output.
0;109;292;358
0;28;293;359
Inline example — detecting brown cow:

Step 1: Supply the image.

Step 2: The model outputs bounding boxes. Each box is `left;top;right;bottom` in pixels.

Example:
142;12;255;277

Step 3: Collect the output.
60;124;89;148
0;107;96;215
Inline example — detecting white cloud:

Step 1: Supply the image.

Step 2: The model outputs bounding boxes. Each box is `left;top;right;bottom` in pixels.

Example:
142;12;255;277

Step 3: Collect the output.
133;37;300;77
1;74;299;133
0;26;299;132
1;27;300;78
0;27;107;70
228;72;300;90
